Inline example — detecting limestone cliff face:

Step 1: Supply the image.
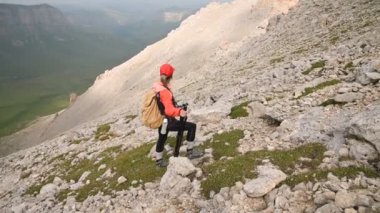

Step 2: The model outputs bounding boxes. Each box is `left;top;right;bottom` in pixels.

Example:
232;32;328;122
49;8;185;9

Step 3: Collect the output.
0;4;68;40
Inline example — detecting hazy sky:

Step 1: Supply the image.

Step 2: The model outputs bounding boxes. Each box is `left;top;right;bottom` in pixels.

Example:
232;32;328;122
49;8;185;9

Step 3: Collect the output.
0;0;231;9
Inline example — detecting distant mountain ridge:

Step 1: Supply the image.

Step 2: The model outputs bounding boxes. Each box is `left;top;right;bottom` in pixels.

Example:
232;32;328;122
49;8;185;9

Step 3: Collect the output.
0;3;68;41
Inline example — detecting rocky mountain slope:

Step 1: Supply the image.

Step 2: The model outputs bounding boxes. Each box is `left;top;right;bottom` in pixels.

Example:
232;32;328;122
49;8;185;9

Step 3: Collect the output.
1;0;380;212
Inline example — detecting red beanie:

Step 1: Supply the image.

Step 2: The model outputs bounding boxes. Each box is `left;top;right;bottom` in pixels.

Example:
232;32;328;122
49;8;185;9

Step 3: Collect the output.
160;64;175;77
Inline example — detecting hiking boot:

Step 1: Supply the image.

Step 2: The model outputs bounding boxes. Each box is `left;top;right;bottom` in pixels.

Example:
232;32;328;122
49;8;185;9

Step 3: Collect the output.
187;148;204;159
156;159;168;167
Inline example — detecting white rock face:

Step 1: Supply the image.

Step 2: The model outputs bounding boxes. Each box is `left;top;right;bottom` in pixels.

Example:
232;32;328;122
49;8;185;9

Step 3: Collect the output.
243;165;287;197
349;104;380;153
39;183;58;196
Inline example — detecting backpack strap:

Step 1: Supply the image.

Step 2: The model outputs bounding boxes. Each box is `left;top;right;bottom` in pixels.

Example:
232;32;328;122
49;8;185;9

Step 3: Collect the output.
156;92;165;116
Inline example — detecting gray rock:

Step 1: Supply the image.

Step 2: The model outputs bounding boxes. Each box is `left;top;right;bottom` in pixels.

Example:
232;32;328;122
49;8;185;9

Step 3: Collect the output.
40;183;58;196
335;190;357;208
355;194;374;207
338;147;349;158
159;157;195;198
334;92;364;103
365;72;380;82
275;196;288;209
11;203;27;213
243;166;287;198
191;101;232;123
248;102;266;118
349;104;380;153
349;139;378;161
78;171;91;183
315;203;341;213
117;176;127;185
314;193;328;205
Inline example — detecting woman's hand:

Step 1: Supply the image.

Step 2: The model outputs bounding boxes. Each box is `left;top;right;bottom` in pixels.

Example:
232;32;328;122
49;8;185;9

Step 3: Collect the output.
180;110;187;117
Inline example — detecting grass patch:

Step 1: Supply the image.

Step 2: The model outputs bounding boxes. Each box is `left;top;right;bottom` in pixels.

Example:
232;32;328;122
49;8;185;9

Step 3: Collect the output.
24;176;55;196
201;143;326;197
201;130;244;160
292;48;307;54
319;99;347;107
302;60;326;75
344;62;354;71
270;56;285;65
284;166;379;187
265;97;273;102
330;36;339;45
297;79;341;99
54;142;165;202
229;101;251;119
95;124;115;141
69;138;90;145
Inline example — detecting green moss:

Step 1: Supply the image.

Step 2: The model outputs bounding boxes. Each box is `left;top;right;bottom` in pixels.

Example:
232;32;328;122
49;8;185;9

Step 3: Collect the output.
229;101;251;119
201;143;326;197
201;130;244;160
284;166;379;187
319;99;347;107
95;124;115;141
292;48;307;54
297;79;341;99
270;56;285;65
330;36;339;45
265;97;273;102
70;139;82;145
344;62;354;71
302;60;326;75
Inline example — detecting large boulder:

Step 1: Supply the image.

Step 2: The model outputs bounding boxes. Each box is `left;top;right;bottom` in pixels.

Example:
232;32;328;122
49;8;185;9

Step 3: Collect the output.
280;107;349;148
348;139;378;162
160;157;196;198
243;165;287;198
349;103;380;153
190;100;232;123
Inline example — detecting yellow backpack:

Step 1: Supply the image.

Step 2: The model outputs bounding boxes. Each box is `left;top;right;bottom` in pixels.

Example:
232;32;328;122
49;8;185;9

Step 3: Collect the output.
140;90;164;129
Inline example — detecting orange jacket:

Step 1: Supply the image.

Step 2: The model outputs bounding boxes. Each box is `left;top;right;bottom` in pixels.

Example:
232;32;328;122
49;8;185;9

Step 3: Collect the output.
152;82;182;117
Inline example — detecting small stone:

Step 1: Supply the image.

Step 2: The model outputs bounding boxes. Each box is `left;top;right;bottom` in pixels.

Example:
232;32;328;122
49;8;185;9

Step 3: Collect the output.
355;194;374;207
327;173;339;182
314;193;328;205
315;203;340;213
40;183;58;196
324;150;335;157
338;147;349;158
344;208;357;213
335;190;356;208
323;191;335;200
117;176;127;185
98;164;106;171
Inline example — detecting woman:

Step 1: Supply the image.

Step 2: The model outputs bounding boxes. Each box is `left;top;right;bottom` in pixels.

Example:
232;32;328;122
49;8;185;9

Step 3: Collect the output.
153;63;204;167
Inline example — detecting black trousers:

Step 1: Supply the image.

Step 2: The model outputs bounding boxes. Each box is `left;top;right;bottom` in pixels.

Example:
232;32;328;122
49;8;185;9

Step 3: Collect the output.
156;119;196;153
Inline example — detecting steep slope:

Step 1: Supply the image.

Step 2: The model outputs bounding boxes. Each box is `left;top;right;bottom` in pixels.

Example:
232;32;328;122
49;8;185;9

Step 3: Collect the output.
16;0;298;146
0;0;379;212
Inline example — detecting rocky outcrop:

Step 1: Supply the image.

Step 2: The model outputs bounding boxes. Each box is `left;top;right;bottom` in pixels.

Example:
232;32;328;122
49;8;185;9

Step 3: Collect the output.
349;103;380;154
